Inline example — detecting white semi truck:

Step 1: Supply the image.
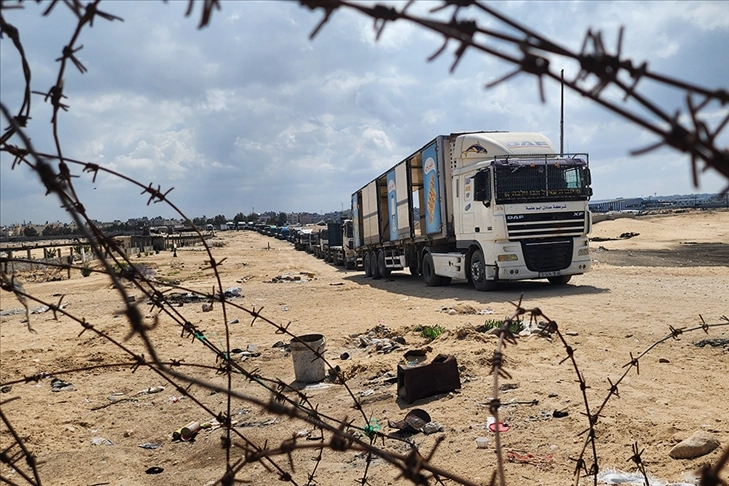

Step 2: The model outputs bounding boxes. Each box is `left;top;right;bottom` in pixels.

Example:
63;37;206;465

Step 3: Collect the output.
351;131;593;290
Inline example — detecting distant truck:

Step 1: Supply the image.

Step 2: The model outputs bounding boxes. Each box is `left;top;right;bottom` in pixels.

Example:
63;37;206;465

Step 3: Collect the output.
332;220;356;269
351;131;593;290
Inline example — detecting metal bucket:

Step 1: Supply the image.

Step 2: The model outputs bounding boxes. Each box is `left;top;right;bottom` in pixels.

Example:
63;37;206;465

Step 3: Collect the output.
290;334;326;383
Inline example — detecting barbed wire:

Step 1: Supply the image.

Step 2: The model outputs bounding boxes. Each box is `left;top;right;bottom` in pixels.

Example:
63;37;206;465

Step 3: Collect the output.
1;1;728;485
300;0;729;192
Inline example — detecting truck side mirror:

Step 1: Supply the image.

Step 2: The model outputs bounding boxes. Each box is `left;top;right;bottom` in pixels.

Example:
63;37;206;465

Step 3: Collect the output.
583;167;592;186
474;170;491;206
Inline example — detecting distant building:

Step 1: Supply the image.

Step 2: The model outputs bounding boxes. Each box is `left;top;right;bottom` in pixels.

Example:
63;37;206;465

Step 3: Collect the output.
287;213;301;225
589;198;644;213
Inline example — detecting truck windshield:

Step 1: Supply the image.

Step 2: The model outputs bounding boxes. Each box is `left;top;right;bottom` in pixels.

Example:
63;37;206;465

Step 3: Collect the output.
494;159;590;204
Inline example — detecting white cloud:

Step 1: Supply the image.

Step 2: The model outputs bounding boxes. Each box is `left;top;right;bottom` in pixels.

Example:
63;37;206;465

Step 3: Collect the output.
1;0;727;224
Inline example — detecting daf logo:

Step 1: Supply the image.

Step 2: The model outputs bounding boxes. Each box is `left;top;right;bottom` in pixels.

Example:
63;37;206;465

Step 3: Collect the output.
506;215;524;220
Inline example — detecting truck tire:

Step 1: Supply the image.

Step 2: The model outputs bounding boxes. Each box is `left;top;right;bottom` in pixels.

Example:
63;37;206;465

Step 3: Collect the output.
470;249;497;291
377;250;391;278
345;260;355;270
421;253;443;286
548;275;572;285
364;252;373;277
370;252;382;279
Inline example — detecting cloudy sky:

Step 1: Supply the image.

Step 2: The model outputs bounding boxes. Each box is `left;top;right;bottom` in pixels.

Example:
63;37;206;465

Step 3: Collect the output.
1;0;728;225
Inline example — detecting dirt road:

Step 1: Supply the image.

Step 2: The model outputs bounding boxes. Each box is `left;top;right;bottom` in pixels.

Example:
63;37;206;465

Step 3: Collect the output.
1;209;728;485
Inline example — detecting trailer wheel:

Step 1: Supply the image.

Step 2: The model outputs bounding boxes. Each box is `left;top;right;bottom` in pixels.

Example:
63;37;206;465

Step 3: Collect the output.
377;250;391;278
470;249;497;291
421;253;443;286
364;252;373;277
370;252;381;279
548;275;572;285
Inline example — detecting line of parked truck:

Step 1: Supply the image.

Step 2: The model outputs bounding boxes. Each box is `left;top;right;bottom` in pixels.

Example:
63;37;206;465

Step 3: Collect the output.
245;220;357;269
250;131;594;291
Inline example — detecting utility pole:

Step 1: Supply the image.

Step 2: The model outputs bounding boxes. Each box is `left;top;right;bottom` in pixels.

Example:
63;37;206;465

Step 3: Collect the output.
560;69;565;156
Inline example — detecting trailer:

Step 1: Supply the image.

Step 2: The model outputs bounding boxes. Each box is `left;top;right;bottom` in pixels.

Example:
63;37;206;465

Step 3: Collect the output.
351;131;593;290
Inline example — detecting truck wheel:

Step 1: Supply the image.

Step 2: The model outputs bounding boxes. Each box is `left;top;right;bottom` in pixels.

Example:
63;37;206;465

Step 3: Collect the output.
370;252;381;279
422;253;443;286
548;275;572;285
470;249;496;291
345;260;355;270
364;252;373;277
377;250;391;277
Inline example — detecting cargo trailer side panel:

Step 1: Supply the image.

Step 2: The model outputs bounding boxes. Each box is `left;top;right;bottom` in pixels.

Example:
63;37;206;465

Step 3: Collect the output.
362;181;379;245
395;161;410;240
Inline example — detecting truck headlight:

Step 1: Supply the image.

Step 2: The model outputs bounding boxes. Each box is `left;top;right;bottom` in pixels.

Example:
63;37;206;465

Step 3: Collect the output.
497;254;518;262
577;248;590;256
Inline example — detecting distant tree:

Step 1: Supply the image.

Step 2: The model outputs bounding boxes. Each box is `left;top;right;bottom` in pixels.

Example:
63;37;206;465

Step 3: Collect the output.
233;212;246;224
42;225;59;237
23;226;38;237
212;214;227;226
276;212;287;226
248;212;259;223
192;216;207;227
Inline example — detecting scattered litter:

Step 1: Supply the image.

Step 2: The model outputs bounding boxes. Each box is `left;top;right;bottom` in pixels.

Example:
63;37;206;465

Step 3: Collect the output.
201;303;213;312
296;429;310;438
139;386;165;394
596;468;684;485
695;338;729;349
507;450;554;468
552;410;569;418
421;421;443;435
499;382;519;392
91;437;113;446
476;437;489;449
51;378;75;392
227;318;239;325
172;421;201;441
139;442;162;449
270;273;314;283
388;409;431;433
166;292;207;304
0;308;25;317
1;302;69;317
235;418;277;428
487;417;510;433
397;354;460;403
145;467;164;475
0;385;12;393
223;286;242;298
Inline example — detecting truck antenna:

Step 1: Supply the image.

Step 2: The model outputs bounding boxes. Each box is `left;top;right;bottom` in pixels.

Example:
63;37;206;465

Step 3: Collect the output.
560;69;565;156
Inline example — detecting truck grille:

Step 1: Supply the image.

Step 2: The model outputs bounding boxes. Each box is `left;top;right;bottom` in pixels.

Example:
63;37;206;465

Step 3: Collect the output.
506;211;585;240
521;239;573;272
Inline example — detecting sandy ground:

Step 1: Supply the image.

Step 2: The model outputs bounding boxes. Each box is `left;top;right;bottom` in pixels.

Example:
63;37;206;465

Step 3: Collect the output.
1;209;728;486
